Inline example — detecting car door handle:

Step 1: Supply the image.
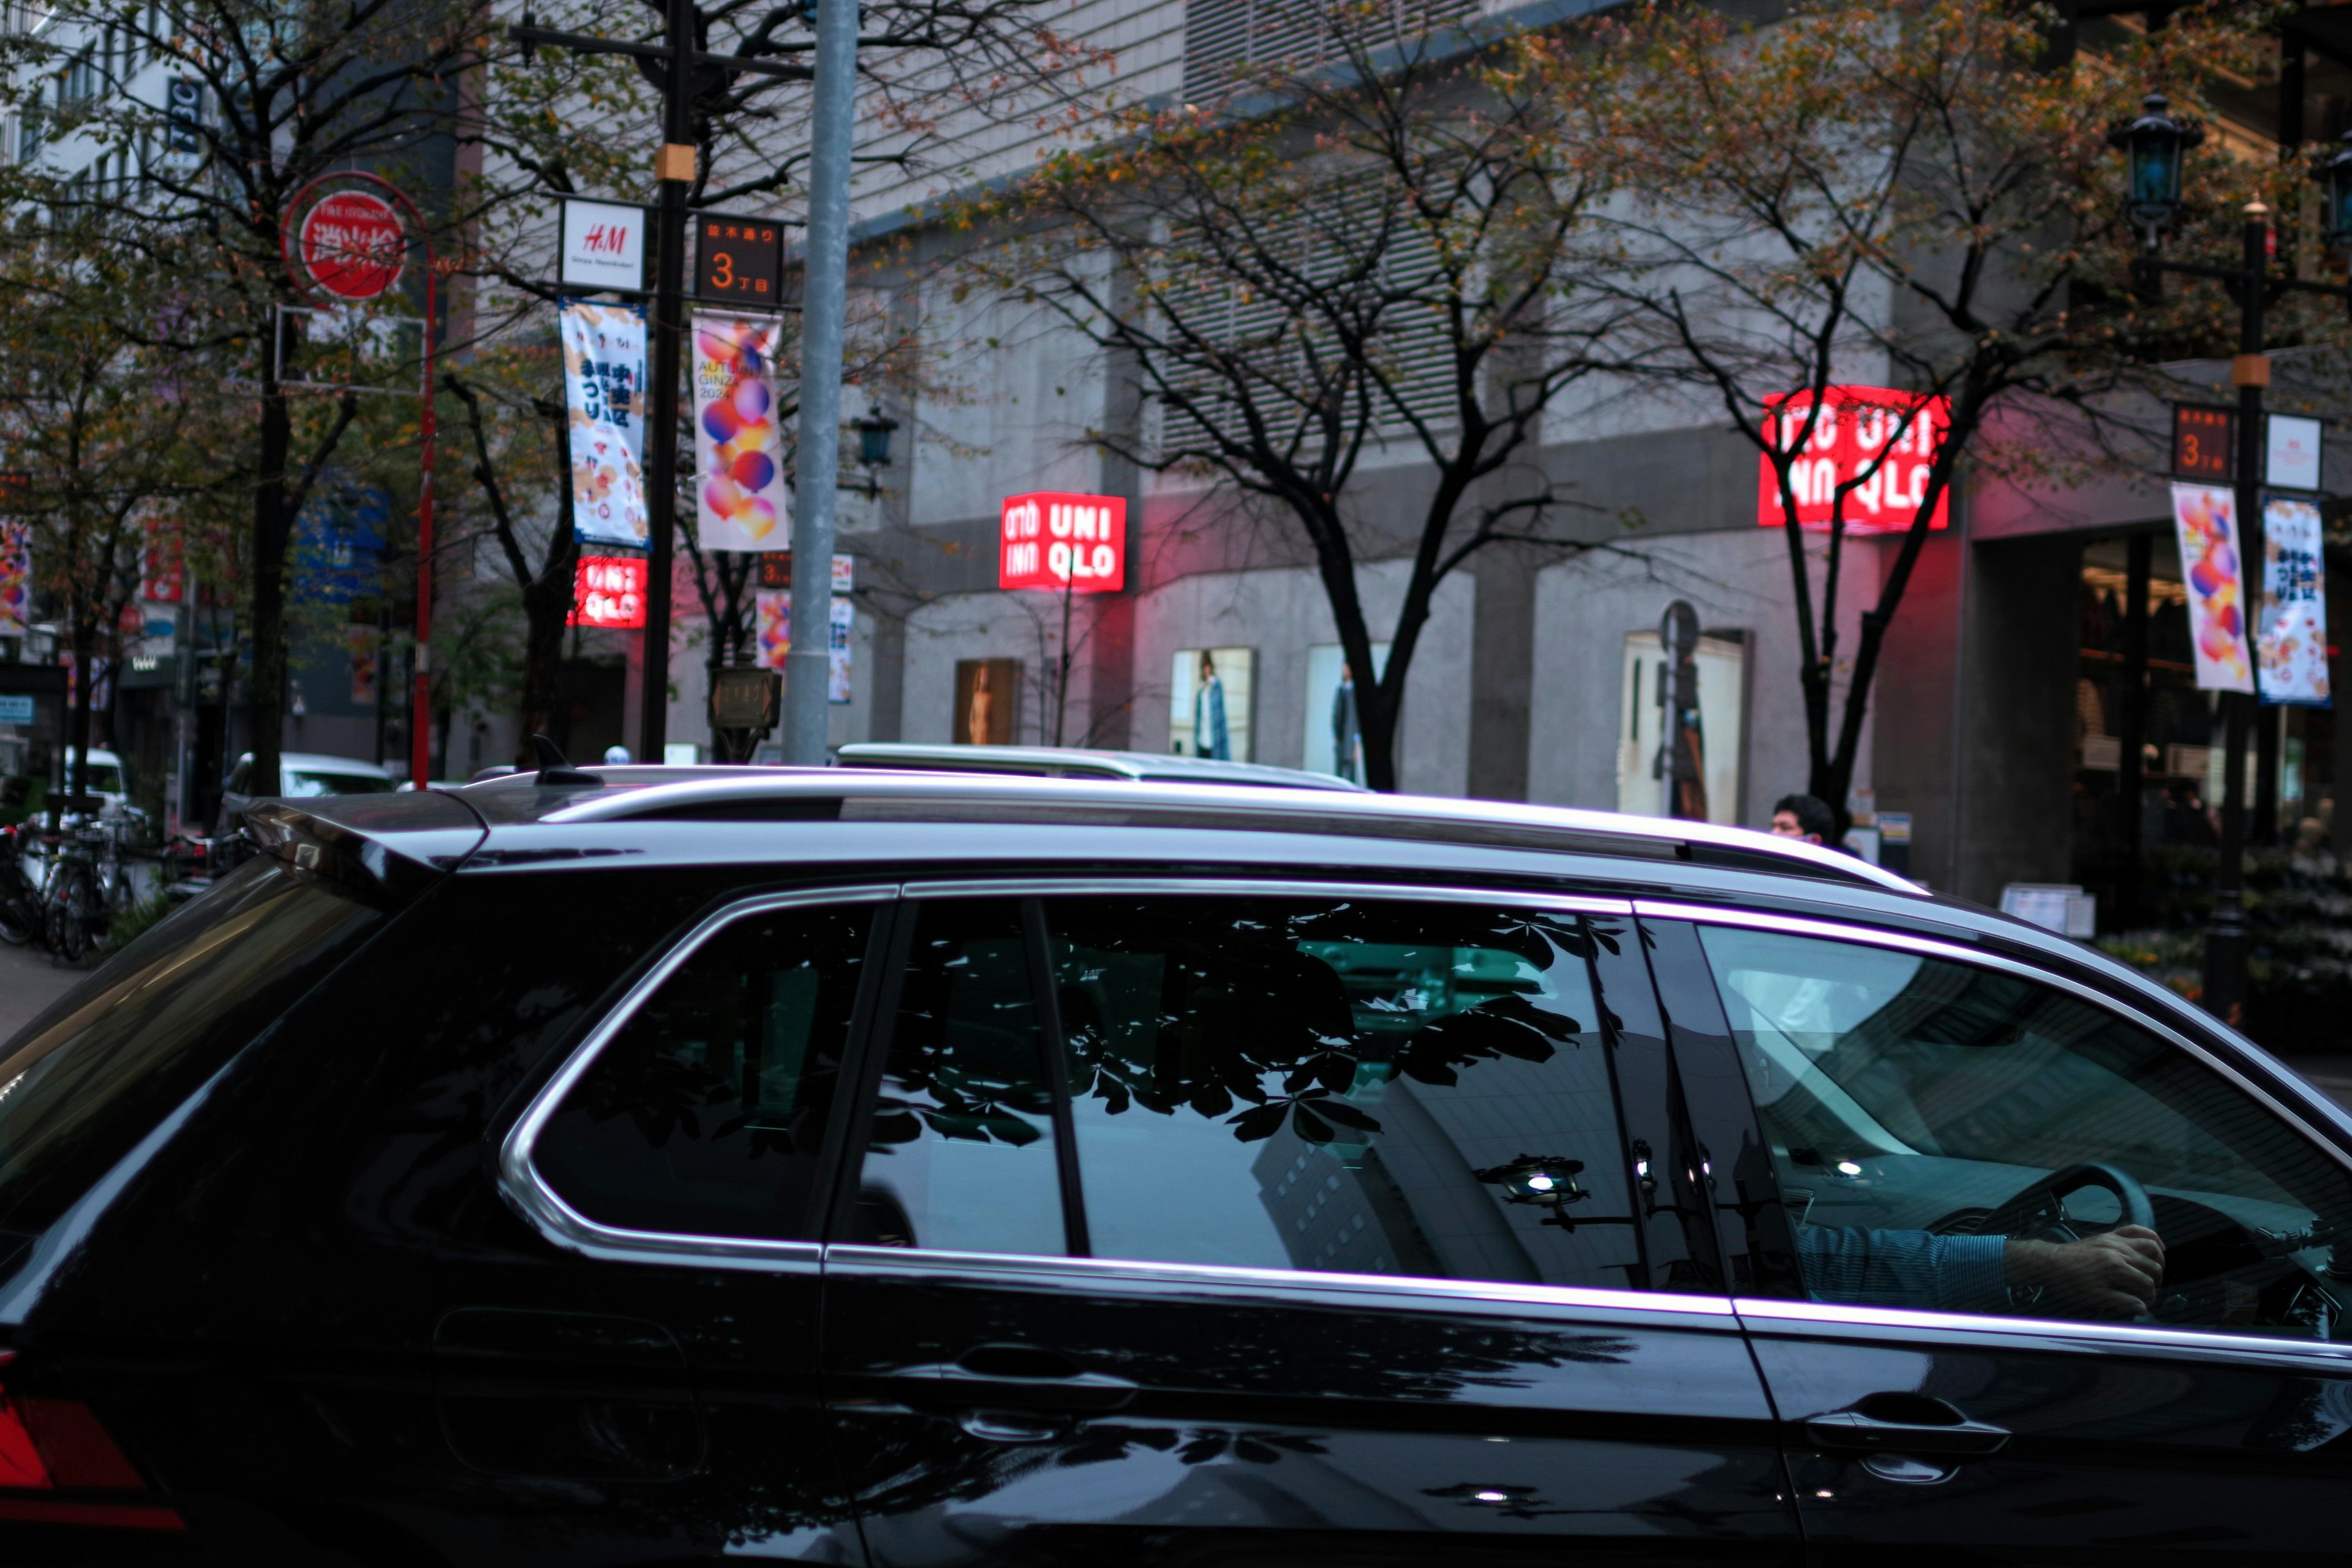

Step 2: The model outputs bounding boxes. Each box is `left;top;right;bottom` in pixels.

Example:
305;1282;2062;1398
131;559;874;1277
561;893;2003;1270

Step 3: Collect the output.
1804;1399;2011;1457
885;1346;1137;1414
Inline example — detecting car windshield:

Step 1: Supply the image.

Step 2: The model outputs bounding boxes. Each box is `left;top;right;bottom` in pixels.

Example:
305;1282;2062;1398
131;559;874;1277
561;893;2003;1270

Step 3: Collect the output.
67;764;121;795
285;770;396;797
0;858;386;1239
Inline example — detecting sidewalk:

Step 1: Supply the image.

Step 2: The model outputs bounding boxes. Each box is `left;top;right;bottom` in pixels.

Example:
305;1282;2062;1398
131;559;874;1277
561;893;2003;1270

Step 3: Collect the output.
0;939;89;1044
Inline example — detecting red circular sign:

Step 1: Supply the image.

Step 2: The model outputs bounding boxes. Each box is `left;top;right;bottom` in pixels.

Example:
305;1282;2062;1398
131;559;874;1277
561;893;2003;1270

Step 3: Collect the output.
299;191;406;300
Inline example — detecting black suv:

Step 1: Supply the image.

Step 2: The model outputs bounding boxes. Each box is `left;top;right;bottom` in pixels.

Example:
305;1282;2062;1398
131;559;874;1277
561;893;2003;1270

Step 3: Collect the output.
1;767;2348;1566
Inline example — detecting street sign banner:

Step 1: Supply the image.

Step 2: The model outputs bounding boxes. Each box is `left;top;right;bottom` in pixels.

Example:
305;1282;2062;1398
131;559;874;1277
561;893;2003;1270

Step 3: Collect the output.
570;555;648;628
559;198;649;292
560;301;650;548
753;590;854;703
0;522;28;637
2171;403;2233;480
2266;414;2323;491
1756;386;1951;535
2256;494;2329;705
696;213;783;304
692;314;790;549
2169;482;2255;693
999;492;1127;591
299;191;406;301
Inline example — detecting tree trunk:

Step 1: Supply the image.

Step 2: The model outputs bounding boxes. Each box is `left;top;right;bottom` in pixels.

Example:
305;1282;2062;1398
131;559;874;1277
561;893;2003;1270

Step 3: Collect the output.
517;398;579;758
66;609;96;815
247;386;293;799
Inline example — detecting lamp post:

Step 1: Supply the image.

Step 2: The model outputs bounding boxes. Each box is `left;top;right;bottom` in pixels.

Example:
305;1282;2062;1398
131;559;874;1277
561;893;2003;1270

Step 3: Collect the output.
2108;95;2352;1025
513;7;810;766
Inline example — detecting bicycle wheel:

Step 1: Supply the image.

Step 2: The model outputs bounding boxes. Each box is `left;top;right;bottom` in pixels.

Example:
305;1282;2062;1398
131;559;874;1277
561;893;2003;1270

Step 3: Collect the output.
48;867;91;963
0;892;34;946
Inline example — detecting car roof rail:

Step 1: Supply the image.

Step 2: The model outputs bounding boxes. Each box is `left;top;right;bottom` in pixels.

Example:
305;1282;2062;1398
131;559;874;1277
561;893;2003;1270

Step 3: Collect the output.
528;770;1925;895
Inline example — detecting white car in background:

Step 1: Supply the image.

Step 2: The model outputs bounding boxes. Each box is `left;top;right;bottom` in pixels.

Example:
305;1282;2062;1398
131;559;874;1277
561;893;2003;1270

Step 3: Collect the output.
217;751;399;839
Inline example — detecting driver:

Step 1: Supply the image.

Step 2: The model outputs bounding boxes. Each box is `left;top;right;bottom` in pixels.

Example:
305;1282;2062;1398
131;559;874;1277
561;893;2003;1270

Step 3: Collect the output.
1795;1223;2165;1318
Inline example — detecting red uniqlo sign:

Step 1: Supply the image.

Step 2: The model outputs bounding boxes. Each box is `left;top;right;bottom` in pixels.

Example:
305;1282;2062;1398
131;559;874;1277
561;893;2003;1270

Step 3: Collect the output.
570;555;647;628
999;492;1126;592
1757;386;1951;535
300;191;406;301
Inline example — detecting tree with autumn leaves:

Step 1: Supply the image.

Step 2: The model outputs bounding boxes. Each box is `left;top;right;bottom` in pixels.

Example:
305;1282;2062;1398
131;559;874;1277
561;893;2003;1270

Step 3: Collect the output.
964;0;2294;798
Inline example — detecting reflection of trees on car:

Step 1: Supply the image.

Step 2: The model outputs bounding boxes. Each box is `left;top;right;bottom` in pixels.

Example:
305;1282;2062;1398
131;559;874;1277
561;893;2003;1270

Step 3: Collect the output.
865;903;1594;1153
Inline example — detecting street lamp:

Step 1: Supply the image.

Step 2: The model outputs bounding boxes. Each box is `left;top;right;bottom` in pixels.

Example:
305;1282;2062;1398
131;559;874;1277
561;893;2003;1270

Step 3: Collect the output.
2108;93;2204;247
2312;129;2352;252
2109;97;2352;1025
851;409;899;469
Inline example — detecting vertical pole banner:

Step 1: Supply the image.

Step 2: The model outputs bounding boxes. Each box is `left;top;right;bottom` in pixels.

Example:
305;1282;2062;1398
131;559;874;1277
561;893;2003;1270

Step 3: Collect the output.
693;315;790;549
0;524;28;636
560;300;650;548
2258;494;2331;706
748;589;853;701
2170;482;2255;693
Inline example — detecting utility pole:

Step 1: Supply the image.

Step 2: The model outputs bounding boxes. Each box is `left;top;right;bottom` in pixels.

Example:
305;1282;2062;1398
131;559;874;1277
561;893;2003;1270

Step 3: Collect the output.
514;7;809;764
784;0;861;765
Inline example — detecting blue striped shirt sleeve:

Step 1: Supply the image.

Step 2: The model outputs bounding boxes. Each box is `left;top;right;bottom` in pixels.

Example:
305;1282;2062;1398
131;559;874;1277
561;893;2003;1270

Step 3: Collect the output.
1793;1226;2007;1313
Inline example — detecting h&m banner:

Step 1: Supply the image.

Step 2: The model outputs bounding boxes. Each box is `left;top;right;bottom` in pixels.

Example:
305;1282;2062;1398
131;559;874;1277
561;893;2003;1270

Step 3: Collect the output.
2258;494;2331;707
2169;483;2254;694
693;315;790;550
561;300;649;548
753;589;853;704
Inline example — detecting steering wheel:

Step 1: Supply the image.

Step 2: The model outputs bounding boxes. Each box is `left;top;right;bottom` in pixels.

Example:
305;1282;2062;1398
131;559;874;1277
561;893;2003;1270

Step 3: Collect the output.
1977;1161;2155;1243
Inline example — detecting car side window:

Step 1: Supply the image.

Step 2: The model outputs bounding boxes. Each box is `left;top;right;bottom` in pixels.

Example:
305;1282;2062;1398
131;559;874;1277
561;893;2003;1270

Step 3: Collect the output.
1044;895;1643;1290
531;900;876;1242
1698;924;2352;1336
846;899;1066;1257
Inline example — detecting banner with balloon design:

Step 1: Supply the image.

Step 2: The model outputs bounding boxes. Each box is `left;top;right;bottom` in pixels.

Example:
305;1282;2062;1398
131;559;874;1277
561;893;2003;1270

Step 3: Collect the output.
2170;483;2255;694
693;314;790;550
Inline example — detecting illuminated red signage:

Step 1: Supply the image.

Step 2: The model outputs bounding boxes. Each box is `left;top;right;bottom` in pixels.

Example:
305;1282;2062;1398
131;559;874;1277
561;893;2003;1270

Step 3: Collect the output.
999;492;1126;592
570;555;647;628
1757;386;1951;535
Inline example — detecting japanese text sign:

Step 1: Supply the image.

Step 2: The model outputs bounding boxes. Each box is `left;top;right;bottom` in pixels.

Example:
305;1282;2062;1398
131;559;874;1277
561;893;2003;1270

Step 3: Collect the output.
999;492;1126;592
697;214;782;304
2172;404;2233;481
561;301;649;548
1757;386;1951;535
570;554;648;628
2258;494;2330;706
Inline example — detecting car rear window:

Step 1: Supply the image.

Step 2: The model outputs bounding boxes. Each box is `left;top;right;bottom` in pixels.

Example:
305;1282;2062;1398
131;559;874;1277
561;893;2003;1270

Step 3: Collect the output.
285;771;397;797
0;858;386;1242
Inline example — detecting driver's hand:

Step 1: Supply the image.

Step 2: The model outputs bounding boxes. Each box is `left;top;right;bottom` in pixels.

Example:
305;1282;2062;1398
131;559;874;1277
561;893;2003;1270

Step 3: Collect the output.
2005;1226;2165;1319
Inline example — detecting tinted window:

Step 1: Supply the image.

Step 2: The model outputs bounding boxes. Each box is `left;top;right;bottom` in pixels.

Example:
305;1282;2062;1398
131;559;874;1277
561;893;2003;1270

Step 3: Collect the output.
849;899;1064;1256
285;771;396;797
534;901;875;1241
1702;925;2352;1334
0;857;386;1236
1046;896;1642;1289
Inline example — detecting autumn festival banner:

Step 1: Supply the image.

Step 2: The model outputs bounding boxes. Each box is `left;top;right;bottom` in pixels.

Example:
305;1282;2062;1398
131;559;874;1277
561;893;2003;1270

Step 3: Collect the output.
693;314;790;551
2169;482;2255;694
2258;494;2331;707
560;300;649;548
